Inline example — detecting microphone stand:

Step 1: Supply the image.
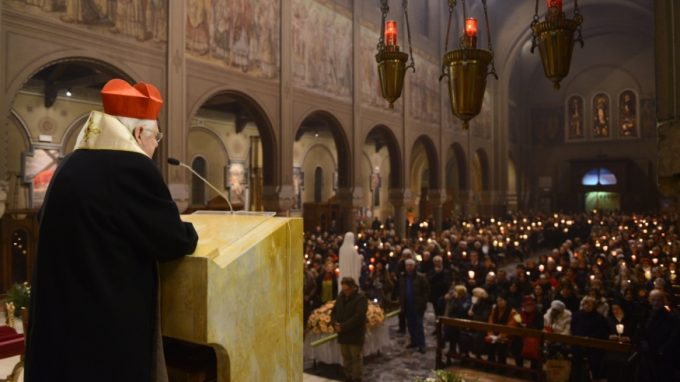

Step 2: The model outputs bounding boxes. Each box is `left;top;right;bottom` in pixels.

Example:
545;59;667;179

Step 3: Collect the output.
170;159;234;213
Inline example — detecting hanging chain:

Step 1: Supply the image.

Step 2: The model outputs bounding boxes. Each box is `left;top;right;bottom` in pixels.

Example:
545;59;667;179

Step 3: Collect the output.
481;0;498;79
530;0;539;53
574;0;584;48
459;0;468;49
403;0;416;72
440;0;457;81
377;0;389;52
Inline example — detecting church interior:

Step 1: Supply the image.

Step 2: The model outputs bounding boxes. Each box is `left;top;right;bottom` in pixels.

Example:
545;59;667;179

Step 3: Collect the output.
1;0;680;381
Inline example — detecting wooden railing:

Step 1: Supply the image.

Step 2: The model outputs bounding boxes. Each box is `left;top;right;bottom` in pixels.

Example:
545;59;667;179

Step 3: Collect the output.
435;317;633;381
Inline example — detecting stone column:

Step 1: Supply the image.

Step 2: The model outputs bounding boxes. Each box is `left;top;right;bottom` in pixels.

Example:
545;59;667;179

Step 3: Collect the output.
428;189;444;232
0;4;8;218
274;0;294;216
389;189;411;238
336;187;362;233
165;0;189;212
656;0;680;202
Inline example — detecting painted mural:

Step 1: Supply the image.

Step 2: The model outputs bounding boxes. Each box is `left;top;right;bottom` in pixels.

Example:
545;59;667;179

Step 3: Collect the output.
359;27;401;112
293;0;352;99
618;90;638;138
186;0;279;79
7;0;167;43
408;53;440;125
592;93;611;138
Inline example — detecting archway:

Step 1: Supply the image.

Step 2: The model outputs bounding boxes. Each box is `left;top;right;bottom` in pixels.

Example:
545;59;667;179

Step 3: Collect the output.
187;91;276;212
294;110;350;231
6;59;132;210
410;135;439;221
362;125;402;225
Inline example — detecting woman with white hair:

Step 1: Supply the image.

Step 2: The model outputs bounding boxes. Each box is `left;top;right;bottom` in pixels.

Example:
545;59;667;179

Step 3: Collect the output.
466;287;492;358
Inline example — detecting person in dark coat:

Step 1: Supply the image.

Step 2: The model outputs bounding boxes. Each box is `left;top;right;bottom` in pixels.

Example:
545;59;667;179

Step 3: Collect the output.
400;258;430;353
332;277;368;382
25;79;199;382
570;296;610;381
636;289;680;382
428;255;451;318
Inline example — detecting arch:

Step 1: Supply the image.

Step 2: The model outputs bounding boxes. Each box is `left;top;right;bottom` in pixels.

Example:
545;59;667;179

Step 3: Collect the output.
295;110;351;189
364;125;403;189
188;89;278;186
582;168;617;186
301;143;337;170
9;109;32;149
63;112;92;153
475;148;490;191
411;135;440;189
6;55;137;115
189;126;230;162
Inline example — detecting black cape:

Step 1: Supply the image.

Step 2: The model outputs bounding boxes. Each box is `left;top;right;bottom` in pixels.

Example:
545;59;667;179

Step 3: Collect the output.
25;149;198;382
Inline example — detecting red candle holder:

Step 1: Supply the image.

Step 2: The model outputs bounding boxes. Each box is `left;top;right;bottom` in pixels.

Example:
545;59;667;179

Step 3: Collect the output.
385;20;397;48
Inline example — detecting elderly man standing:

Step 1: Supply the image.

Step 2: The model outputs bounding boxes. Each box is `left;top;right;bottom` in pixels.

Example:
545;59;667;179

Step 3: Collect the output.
25;79;199;382
400;258;430;353
332;277;368;382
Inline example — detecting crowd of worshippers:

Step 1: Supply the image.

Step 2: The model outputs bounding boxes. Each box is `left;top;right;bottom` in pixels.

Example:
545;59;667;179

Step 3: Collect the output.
302;212;680;380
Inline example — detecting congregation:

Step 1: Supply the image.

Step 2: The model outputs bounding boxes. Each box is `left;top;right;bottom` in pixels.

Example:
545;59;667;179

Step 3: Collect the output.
303;212;680;381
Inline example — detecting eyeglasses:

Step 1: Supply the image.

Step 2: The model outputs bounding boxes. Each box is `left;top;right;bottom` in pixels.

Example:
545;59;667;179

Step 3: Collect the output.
154;132;164;143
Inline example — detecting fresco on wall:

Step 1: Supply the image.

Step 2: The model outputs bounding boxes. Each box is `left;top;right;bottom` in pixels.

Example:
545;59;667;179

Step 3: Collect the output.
566;95;585;141
359;27;402;112
7;0;167;43
408;54;440;125
471;91;491;139
618;90;638;138
227;161;247;206
22;147;61;208
293;0;352;99
532;107;563;145
186;0;279;79
592;93;610;138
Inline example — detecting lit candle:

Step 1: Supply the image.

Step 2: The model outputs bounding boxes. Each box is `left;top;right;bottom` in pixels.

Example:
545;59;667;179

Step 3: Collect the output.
385;20;397;47
673;257;677;263
616;324;624;336
547;0;563;11
468;270;475;279
465;18;478;38
539;264;545;272
631;254;637;262
557;265;563;272
369;264;375;272
652;258;659;265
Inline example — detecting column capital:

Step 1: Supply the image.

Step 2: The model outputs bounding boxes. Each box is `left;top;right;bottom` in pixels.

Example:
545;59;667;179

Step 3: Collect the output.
262;185;295;214
388;188;412;207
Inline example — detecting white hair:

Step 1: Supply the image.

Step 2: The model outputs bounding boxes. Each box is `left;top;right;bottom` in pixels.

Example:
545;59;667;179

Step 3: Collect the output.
405;259;416;266
115;116;157;134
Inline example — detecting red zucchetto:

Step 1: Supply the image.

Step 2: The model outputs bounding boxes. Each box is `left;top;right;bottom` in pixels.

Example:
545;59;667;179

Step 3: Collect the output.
100;79;163;120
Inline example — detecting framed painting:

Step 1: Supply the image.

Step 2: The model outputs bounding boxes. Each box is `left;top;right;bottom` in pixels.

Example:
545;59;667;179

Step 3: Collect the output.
22;145;62;208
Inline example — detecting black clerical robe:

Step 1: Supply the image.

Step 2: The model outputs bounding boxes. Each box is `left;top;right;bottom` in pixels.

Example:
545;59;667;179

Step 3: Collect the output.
25;149;198;382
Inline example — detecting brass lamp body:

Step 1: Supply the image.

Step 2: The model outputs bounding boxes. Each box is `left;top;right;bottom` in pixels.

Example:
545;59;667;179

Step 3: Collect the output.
443;48;493;130
532;18;581;89
376;48;409;108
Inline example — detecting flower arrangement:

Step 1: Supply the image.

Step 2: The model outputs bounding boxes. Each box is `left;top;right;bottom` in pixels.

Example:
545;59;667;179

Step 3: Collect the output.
307;300;385;334
414;369;468;382
4;282;31;317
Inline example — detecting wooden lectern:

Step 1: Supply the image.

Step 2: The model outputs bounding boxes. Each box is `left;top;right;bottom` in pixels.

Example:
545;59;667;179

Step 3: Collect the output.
159;213;303;382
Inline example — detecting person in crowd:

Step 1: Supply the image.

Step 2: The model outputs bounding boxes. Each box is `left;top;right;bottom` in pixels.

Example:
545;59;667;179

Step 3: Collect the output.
304;265;318;324
332;277;368;382
485;293;519;365
468;287;492;358
571;296;610;381
400;258;430;353
317;260;338;304
443;285;470;355
515;296;543;369
25;79;199;381
602;299;637;381
636;289;680;382
544;300;571;335
428;255;451;320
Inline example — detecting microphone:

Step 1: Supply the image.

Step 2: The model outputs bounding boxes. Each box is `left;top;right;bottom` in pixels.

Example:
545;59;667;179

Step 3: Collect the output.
168;157;234;213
